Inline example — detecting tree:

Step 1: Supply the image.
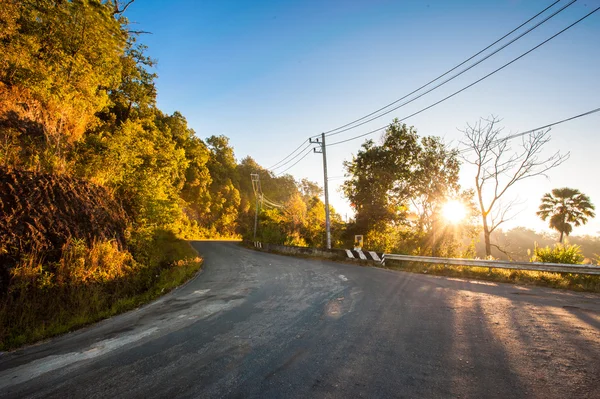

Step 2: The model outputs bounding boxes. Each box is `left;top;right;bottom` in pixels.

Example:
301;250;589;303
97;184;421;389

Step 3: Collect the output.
0;0;125;171
343;120;464;252
410;135;461;232
205;135;241;236
460;116;569;257
298;178;323;201
342;121;420;238
536;188;595;243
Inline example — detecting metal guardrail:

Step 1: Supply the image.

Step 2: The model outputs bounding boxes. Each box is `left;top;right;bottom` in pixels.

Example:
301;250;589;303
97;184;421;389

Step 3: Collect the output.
383;253;600;276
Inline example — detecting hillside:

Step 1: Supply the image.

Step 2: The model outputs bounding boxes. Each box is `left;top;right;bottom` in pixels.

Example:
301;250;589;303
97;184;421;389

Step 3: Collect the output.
0;168;128;291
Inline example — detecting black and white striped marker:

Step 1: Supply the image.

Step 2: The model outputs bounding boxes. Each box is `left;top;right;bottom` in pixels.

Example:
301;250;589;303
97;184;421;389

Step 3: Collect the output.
345;249;384;264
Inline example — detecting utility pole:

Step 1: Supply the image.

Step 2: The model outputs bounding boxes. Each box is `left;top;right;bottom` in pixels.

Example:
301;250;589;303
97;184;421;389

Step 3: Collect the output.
310;133;331;249
251;173;261;241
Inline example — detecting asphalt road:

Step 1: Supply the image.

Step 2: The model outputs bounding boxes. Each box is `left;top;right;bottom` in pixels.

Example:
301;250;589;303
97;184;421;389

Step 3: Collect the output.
1;241;600;398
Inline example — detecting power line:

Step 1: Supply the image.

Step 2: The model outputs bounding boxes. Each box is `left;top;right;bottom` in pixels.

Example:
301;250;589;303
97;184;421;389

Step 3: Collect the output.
328;6;600;147
262;195;285;208
323;0;576;138
276;147;315;175
269;141;312;171
459;107;600;154
316;0;564;137
267;140;309;170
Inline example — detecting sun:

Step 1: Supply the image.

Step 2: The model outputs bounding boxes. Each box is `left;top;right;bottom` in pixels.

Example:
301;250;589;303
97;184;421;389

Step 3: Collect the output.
441;200;467;224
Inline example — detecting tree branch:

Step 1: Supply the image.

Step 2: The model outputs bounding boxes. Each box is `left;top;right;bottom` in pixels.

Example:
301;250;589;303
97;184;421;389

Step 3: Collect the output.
114;0;135;15
490;243;517;261
128;30;152;35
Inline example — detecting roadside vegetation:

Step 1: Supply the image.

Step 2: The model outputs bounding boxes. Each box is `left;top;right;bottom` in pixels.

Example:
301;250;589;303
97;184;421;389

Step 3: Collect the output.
1;231;200;351
382;232;599;293
1;1;599;348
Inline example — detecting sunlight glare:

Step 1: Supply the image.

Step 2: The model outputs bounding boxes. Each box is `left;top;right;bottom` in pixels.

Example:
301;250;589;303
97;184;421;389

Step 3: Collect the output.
441;200;466;224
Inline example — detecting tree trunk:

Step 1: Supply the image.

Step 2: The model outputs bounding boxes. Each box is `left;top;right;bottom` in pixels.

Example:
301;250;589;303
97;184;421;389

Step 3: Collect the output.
475;179;492;257
559;212;566;243
484;229;491;257
481;213;492;257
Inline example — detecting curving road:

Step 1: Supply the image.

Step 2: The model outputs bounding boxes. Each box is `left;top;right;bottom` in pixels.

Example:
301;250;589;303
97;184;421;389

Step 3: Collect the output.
1;241;600;398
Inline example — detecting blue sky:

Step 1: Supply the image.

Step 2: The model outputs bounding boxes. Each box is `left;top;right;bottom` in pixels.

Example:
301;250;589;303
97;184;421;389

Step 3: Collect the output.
126;0;600;236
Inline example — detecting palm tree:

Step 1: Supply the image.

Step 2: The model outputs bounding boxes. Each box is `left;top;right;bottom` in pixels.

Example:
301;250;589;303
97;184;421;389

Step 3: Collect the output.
537;188;595;243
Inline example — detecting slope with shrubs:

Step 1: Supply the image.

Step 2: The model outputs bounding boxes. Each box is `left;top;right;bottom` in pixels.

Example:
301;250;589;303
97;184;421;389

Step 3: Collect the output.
0;169;202;350
0;168;128;288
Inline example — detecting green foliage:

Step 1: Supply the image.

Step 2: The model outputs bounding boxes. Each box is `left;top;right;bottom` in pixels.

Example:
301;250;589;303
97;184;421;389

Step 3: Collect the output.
0;0;125;171
537;188;595;243
530;243;584;265
0;231;201;350
342;120;477;255
342;121;420;232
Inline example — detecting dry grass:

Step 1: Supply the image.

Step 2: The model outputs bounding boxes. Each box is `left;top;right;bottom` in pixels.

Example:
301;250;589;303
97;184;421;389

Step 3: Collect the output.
0;231;201;351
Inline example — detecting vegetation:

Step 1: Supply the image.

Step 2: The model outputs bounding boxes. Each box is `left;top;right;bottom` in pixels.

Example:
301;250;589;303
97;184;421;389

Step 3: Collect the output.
530;243;585;265
0;230;201;350
342;120;477;255
0;0;598;348
473;227;600;263
537;188;596;243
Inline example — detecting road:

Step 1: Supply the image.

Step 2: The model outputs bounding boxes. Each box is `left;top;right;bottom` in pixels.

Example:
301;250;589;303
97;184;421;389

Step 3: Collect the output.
1;241;599;398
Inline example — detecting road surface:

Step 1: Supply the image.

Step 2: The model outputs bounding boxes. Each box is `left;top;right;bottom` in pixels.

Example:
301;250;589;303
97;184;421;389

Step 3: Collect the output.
1;241;599;398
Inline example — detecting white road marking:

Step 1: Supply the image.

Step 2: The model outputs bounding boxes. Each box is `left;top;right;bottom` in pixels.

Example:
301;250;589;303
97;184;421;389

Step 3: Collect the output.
0;327;158;389
338;274;348;281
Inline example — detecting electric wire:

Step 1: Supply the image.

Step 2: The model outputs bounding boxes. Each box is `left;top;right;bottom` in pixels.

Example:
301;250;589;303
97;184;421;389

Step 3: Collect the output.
327;6;600;147
322;0;576;138
276;147;315;176
262;200;278;210
458;107;600;154
315;0;563;137
267;140;310;171
269;141;312;171
262;195;285;208
266;0;573;166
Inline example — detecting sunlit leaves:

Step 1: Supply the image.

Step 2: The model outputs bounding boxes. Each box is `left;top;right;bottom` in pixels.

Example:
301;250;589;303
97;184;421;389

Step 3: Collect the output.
0;0;125;170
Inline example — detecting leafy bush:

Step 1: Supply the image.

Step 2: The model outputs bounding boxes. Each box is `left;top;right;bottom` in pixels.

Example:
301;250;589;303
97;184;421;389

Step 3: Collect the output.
0;232;201;350
530;243;584;264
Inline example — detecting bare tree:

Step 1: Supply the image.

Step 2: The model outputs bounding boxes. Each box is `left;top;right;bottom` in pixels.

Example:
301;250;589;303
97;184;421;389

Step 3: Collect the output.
460;116;569;257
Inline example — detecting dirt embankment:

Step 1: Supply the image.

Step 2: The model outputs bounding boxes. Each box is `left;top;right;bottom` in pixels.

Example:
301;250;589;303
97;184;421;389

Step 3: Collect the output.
0;168;128;290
